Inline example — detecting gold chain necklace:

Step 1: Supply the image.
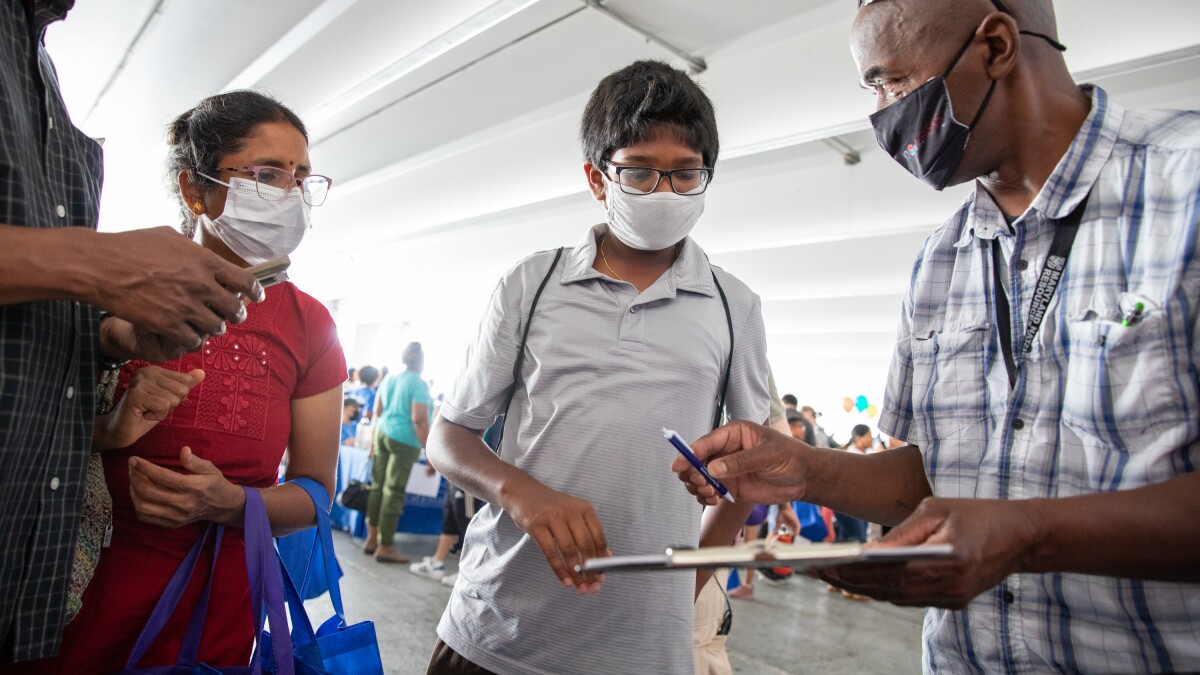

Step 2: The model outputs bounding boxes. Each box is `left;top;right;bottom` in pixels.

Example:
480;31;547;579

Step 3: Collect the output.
599;236;625;282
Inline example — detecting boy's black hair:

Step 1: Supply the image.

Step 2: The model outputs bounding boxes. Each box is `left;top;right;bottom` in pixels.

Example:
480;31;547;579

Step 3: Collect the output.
781;394;799;407
580;60;719;170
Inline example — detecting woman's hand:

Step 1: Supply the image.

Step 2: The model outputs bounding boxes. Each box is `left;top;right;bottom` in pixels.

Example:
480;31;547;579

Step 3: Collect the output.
94;367;204;451
128;446;247;528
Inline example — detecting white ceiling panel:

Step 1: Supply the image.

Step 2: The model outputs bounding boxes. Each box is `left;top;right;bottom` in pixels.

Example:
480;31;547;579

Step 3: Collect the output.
41;0;160;119
309;7;680;186
301;0;583;140
254;0;503;115
598;0;820;56
710;231;930;303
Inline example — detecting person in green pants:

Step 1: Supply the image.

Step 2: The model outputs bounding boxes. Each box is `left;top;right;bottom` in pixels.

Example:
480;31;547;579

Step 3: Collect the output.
364;342;433;562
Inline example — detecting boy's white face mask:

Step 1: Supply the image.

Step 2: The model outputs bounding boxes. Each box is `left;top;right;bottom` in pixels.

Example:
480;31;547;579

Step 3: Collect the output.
195;175;310;265
603;178;705;251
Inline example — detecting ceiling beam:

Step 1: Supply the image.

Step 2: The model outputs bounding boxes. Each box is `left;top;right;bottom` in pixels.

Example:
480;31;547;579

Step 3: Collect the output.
222;0;361;92
82;0;169;125
581;0;707;73
309;1;584;146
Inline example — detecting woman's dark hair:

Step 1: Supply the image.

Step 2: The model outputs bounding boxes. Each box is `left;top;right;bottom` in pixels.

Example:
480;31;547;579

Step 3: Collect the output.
166;90;307;237
797;417;816;446
842;424;873;451
580;60;719;170
357;365;380;387
402;342;424;369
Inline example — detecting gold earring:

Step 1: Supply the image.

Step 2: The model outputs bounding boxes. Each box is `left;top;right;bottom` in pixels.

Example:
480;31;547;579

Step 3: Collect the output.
192;202;203;215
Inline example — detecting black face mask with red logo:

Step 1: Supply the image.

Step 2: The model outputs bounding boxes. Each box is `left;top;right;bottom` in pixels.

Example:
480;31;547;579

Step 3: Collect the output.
867;1;1066;191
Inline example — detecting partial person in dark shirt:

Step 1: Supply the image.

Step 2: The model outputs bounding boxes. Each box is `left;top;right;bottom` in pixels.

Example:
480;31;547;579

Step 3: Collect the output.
0;0;262;663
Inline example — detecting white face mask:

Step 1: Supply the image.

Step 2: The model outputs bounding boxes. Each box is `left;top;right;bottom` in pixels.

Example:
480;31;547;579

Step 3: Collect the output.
195;176;311;265
603;178;705;251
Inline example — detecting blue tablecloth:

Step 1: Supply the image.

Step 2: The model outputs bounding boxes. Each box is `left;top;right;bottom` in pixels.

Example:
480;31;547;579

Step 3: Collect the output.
277;444;445;599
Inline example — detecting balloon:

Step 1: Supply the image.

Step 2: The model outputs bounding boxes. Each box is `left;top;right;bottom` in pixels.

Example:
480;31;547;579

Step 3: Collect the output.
842;397;854;413
866;404;878;419
855;395;868;412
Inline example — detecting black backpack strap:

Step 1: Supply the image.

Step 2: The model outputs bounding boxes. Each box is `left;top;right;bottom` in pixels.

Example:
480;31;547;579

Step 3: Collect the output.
493;247;565;450
711;270;734;430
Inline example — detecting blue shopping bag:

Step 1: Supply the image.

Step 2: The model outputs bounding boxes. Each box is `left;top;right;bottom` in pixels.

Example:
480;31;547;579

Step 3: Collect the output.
117;487;296;674
260;478;384;675
792;501;829;543
277;527;343;601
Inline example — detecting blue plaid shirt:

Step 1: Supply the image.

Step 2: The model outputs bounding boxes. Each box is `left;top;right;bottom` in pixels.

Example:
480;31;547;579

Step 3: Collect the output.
880;86;1200;674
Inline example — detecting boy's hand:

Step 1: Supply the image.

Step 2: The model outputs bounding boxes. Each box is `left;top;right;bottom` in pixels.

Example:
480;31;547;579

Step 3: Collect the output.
505;481;611;594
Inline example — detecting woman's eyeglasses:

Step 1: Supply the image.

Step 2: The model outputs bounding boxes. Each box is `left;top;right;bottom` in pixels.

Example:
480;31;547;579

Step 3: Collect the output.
219;165;333;206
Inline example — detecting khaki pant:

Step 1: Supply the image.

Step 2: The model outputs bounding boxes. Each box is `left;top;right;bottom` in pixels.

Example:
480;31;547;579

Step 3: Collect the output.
694;570;733;675
366;432;421;546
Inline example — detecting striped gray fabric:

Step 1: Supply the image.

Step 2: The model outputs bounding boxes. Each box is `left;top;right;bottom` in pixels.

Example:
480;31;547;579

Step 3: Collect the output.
438;224;770;675
0;1;105;662
880;87;1200;673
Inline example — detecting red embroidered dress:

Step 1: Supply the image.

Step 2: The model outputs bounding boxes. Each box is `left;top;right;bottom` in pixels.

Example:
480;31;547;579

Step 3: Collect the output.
24;282;345;673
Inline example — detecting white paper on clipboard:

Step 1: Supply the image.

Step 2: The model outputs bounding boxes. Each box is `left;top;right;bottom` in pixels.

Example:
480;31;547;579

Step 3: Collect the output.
404;464;442;498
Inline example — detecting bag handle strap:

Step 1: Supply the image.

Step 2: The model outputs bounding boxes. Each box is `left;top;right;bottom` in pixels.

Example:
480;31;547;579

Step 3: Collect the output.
123;523;220;668
244;485;295;675
287;478;347;625
176;526;225;665
494;247;564;450
278;547;322;654
710;270;733;430
122;489;295;674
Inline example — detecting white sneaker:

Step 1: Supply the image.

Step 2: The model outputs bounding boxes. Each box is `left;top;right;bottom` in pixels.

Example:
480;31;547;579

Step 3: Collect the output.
440;573;458;587
409;556;446;581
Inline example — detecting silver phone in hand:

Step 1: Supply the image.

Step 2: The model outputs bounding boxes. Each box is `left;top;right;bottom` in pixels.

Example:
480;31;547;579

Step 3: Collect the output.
245;255;291;288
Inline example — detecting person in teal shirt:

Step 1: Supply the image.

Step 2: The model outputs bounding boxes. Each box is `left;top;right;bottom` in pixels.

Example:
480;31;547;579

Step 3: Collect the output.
363;342;433;562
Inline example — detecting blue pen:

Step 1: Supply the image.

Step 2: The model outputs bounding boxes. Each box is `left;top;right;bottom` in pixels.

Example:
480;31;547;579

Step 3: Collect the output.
663;428;735;504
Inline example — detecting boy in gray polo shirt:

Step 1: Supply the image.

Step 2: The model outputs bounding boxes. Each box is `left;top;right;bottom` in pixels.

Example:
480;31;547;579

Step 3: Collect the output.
426;60;770;675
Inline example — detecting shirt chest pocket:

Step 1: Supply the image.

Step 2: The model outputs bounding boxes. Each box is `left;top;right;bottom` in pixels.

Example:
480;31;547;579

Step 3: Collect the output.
909;327;989;441
1061;309;1179;451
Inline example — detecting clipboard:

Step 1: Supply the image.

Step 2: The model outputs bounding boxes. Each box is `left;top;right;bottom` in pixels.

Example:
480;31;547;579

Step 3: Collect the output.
577;542;954;574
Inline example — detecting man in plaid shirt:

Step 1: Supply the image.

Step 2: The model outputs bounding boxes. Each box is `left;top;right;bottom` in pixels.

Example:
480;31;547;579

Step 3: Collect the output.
0;0;263;662
676;1;1199;672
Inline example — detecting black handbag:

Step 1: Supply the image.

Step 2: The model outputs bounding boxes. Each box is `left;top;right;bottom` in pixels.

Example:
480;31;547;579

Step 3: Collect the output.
338;479;370;513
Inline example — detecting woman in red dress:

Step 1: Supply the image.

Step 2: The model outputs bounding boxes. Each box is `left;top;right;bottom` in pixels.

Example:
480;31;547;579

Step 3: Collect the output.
17;91;346;673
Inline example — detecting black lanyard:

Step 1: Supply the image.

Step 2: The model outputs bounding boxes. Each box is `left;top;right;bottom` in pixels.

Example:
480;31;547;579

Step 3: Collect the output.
991;193;1090;388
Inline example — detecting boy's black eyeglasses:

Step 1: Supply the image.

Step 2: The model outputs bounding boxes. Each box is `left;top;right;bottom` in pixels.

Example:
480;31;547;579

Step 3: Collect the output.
606;164;713;196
